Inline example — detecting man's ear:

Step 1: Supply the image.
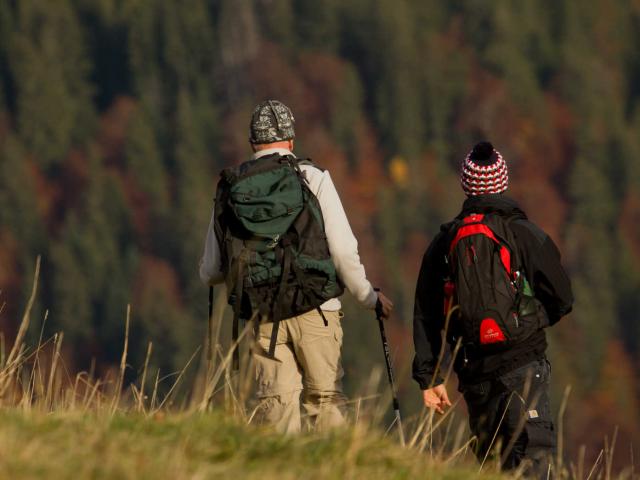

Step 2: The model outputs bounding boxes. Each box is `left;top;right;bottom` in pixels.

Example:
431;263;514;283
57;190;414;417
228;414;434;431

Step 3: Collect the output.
250;143;257;153
288;139;294;151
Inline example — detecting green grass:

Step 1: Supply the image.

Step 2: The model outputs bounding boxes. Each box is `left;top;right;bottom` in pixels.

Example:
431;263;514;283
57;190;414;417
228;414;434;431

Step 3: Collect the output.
0;411;505;480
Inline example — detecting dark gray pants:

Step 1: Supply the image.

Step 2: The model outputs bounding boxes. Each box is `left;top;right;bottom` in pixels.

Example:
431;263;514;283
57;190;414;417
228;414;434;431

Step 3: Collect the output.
462;358;556;478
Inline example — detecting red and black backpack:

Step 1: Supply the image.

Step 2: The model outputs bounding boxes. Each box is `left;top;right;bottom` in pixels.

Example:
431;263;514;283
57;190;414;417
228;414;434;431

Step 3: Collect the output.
444;213;544;351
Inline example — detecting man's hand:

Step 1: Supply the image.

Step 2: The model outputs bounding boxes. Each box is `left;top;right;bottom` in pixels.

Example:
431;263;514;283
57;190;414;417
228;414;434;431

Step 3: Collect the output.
422;384;452;414
376;291;394;319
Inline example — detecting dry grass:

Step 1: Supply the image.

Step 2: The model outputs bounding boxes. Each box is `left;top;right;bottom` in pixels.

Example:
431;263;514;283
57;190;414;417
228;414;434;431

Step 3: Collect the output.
0;258;635;479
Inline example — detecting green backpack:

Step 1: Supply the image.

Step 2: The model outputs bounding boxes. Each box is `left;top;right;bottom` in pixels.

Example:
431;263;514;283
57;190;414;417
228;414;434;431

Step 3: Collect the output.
213;153;344;360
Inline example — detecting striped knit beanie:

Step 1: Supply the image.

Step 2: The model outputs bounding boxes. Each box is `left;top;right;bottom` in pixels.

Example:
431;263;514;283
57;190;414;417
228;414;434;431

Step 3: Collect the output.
460;142;509;196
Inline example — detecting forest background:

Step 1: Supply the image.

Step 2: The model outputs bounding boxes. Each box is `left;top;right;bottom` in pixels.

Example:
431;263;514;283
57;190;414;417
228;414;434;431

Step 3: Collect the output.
0;0;639;468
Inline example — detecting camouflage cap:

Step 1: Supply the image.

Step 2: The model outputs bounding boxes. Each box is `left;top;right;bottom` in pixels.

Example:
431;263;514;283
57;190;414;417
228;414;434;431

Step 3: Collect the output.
249;100;295;144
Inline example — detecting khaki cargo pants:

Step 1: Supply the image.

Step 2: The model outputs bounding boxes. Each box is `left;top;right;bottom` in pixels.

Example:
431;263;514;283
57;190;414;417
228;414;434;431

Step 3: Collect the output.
252;309;347;434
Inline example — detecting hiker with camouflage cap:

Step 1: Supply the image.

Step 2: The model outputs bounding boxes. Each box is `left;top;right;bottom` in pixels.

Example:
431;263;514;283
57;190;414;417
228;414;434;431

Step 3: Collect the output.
200;100;393;433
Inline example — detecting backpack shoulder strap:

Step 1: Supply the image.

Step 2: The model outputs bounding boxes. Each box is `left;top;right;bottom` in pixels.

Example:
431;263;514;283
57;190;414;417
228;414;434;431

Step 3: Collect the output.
484;213;523;273
295;157;325;172
275;156;320;187
439;219;461;277
221;164;240;185
213;175;231;245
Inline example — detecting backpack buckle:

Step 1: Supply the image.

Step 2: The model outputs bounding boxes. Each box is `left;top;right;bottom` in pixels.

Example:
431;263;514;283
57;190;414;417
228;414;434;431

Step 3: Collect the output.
267;235;281;249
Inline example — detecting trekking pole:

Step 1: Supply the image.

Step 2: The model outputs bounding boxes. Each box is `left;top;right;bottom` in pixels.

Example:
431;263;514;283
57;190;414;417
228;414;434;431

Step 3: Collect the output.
207;286;214;376
374;288;406;446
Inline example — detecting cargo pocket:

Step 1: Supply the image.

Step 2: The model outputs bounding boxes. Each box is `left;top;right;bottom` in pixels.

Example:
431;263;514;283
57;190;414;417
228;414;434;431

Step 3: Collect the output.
297;311;344;391
500;359;552;424
524;418;556;462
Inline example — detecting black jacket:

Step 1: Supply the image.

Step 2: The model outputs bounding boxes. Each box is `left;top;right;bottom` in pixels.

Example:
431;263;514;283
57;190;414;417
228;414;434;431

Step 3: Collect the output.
412;194;574;390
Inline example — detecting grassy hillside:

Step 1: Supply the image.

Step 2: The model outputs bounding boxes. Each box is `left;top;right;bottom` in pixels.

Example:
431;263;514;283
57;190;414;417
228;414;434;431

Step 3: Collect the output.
0;261;632;480
0;411;506;480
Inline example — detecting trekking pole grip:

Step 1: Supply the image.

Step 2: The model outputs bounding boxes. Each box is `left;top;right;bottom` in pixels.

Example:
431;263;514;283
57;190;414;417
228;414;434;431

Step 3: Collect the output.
374;287;383;320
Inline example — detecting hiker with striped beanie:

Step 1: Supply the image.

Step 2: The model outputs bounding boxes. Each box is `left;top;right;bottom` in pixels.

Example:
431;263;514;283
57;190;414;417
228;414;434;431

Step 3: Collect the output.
412;141;573;477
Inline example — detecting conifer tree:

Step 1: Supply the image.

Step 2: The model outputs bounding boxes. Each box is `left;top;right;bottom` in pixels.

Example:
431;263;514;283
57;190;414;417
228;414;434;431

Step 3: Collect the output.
254;0;295;50
0;135;46;310
7;0;94;169
293;0;341;52
124;106;169;215
170;90;214;314
51;149;138;363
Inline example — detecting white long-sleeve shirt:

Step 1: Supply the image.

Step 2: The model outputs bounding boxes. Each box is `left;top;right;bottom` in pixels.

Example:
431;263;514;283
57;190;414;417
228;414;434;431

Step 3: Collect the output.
199;147;377;311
